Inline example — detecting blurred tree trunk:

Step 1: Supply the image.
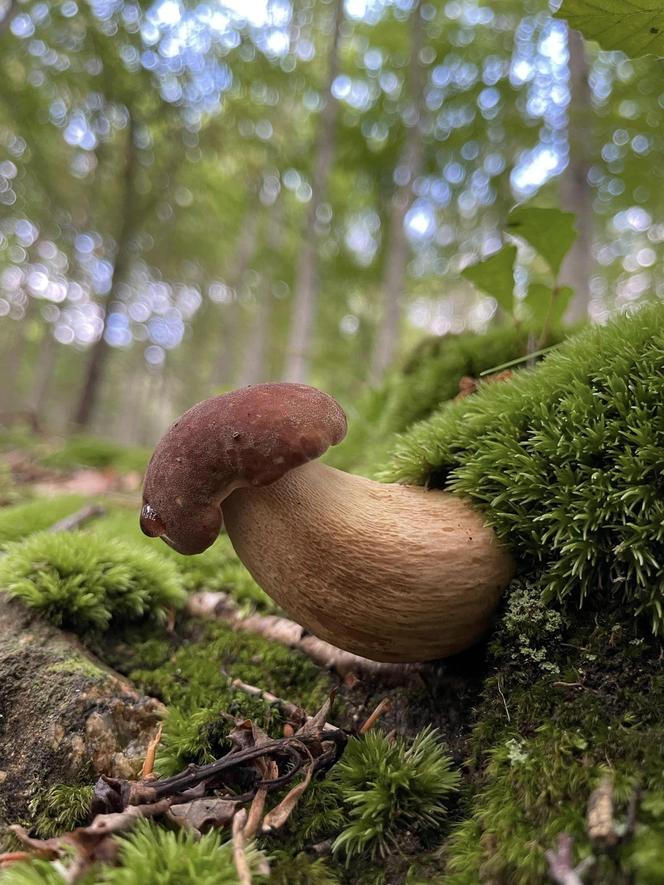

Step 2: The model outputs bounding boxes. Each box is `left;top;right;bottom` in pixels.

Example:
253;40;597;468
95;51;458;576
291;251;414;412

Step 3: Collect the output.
282;0;344;383
0;321;27;415
208;198;262;391
26;327;57;418
238;198;284;386
369;0;425;385
560;27;594;323
71;117;139;429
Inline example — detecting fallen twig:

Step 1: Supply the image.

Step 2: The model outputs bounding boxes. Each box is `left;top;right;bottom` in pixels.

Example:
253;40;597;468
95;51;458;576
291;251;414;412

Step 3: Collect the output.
140;723;163;780
47;504;107;533
359;698;392;734
9;695;347;883
232;810;252;885
187;591;425;683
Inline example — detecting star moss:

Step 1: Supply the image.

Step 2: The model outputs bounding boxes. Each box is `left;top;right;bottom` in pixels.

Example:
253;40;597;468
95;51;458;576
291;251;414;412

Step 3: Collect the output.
384;304;664;635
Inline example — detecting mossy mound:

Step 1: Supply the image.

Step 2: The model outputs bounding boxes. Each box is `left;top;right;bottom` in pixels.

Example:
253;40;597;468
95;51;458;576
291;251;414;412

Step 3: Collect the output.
380;304;664;881
329;324;562;474
0;496;88;547
386;304;664;636
0;531;185;630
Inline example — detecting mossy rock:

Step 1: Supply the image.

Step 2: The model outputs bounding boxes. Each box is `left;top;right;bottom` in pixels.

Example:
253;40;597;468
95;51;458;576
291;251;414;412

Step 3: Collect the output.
0;595;164;829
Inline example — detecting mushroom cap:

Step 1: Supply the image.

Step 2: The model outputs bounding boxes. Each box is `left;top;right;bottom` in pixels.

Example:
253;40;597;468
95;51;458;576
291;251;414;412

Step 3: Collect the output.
140;383;347;555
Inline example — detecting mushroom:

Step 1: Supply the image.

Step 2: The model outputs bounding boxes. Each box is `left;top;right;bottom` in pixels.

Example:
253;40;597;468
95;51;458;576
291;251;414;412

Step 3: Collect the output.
141;383;515;663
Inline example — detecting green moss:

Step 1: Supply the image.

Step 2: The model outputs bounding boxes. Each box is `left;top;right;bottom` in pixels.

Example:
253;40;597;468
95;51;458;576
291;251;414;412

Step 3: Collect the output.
330;325;561;474
115;619;332;776
99;821;265;884
0;861;72;885
269;851;342;885
0;496;88;547
441;589;664;883
0;532;185;631
331;728;460;862
38;435;150;474
47;658;104;679
28;785;94;838
385;304;664;636
92;510;276;612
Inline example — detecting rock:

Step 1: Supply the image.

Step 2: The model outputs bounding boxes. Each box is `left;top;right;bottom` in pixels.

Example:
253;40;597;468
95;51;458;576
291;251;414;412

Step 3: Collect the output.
0;594;164;826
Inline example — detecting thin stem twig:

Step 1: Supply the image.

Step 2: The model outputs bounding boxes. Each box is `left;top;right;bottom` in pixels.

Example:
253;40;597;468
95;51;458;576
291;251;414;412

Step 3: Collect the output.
47;504;106;533
187;591;424;683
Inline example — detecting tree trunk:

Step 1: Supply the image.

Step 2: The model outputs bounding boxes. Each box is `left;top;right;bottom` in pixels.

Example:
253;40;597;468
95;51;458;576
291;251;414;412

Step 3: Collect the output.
282;0;344;383
207;198;262;391
369;0;425;384
559;27;594;323
238;198;284;386
71;118;139;429
26;326;58;419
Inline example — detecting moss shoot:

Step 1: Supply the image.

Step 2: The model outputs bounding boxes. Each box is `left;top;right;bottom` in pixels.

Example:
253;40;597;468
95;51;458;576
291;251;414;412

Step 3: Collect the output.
0;531;185;631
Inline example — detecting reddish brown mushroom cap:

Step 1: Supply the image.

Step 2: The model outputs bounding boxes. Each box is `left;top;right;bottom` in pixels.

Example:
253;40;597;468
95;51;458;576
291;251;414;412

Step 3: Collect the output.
140;383;347;555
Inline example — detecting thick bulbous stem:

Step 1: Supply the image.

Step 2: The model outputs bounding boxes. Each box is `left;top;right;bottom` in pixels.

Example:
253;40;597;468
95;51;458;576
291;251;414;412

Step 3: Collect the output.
221;462;515;663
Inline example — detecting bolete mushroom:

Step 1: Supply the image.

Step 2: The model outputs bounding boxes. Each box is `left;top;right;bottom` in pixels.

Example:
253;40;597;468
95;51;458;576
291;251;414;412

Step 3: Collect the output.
141;383;515;663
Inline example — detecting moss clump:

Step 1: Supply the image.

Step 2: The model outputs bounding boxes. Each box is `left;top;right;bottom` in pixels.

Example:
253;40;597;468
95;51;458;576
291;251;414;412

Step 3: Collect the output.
329;325;561;474
0;496;88;547
332;728;460;862
100;821;265;884
385;304;664;636
0;821;265;884
269;851;341;884
0;861;72;885
28;784;94;838
0;532;185;631
92;511;276;612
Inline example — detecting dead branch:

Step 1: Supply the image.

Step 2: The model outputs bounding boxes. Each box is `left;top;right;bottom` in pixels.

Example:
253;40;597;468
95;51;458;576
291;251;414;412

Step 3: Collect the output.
359;698;392;734
187;591;425;683
47;504;107;533
9;695;348;883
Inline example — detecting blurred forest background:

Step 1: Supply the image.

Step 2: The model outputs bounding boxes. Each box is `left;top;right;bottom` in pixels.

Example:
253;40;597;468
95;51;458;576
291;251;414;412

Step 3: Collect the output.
0;0;662;445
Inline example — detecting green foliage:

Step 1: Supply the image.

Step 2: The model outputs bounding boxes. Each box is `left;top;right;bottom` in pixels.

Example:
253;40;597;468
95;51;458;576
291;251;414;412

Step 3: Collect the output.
443;589;664;884
92;511;276;612
29;785;94;838
461;245;517;314
99;821;265;884
555;1;664;58
0;496;88;547
507;205;577;278
523;282;573;329
0;532;185;631
38;436;150;474
385;304;664;635
269;851;341;885
116;619;330;776
0;861;70;885
331;728;460;861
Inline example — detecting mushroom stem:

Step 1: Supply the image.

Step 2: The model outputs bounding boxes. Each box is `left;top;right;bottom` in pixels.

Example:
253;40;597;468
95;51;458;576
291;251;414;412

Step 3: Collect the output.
221;461;515;663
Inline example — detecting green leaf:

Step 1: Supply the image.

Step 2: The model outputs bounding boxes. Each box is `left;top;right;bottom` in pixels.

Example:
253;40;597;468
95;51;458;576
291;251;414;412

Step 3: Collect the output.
524;283;574;328
461;245;517;315
507;206;577;278
555;0;664;59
